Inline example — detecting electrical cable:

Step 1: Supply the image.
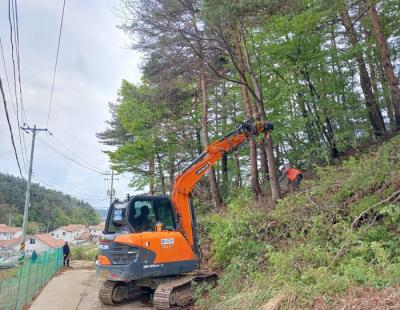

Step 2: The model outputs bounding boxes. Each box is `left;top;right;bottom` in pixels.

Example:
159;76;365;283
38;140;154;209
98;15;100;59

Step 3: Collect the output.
37;136;106;175
0;37;17;117
7;0;19;124
13;0;26;125
33;175;109;203
6;0;28;173
0;75;23;177
49;133;105;172
46;0;66;127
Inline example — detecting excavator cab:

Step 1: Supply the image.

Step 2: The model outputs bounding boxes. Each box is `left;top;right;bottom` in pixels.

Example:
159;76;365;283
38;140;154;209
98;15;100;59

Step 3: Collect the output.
97;195;199;281
106;196;176;234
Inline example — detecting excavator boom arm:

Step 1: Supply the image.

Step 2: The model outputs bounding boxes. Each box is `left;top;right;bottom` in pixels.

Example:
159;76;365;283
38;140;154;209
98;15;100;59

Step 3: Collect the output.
171;119;273;248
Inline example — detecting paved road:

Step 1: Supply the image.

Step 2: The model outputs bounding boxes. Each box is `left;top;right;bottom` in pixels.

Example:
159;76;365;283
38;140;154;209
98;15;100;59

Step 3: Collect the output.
30;262;153;310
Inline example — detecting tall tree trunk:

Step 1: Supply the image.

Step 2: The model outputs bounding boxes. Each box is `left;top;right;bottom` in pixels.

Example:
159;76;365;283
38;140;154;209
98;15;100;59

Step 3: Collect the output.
149;157;155;195
221;154;228;197
240;24;280;200
259;141;269;184
298;92;318;145
240;79;262;197
233;152;242;188
199;58;222;209
167;152;175;194
191;12;222;209
195;128;202;155
367;2;400;131
339;7;387;136
156;153;166;195
301;66;339;160
235;28;263;198
378;61;396;129
232;97;242;189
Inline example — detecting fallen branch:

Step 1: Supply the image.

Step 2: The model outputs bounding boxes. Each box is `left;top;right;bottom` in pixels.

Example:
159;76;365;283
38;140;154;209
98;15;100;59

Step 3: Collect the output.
351;190;400;231
260;293;287;310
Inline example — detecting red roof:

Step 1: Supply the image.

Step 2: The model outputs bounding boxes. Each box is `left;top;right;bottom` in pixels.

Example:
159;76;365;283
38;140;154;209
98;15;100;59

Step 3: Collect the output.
0;237;21;248
0;226;22;233
0;224;8;228
78;231;92;241
35;234;64;248
88;223;104;230
60;224;86;232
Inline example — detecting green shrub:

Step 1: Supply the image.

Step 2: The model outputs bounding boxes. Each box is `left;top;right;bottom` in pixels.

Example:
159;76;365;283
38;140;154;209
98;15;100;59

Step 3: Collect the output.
71;245;98;261
198;137;400;309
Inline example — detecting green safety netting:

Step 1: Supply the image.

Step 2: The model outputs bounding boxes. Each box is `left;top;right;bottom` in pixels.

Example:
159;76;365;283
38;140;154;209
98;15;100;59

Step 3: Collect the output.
0;248;63;310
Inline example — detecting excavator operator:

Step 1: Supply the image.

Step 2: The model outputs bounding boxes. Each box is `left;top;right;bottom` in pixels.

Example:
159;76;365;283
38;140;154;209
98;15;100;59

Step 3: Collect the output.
135;205;151;232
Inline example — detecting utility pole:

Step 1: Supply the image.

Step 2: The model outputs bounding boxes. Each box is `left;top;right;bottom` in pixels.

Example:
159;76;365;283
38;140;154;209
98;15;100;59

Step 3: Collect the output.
104;170;118;206
20;125;49;262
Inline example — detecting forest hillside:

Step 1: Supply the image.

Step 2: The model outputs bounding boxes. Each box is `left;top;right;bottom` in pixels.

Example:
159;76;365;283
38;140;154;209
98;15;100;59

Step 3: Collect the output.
197;136;400;309
0;173;100;232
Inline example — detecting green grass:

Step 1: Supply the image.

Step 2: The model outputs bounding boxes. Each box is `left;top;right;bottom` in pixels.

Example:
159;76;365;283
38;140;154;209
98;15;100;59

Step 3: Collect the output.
70;244;98;261
198;136;400;309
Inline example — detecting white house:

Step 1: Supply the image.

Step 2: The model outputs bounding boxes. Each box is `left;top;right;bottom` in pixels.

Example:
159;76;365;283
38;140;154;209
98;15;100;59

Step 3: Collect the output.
25;233;64;254
0;224;23;240
50;224;86;244
0;237;21;259
88;223;105;242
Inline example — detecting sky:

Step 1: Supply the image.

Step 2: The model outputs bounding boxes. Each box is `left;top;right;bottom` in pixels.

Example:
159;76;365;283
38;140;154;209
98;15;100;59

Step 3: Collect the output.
0;0;142;209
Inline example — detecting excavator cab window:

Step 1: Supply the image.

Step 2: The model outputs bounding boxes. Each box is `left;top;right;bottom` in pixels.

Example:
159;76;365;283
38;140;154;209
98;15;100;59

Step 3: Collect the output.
128;197;176;232
106;201;128;234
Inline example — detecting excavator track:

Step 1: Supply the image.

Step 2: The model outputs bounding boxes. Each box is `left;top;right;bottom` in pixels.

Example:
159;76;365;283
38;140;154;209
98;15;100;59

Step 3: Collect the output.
99;280;148;306
153;272;218;309
99;280;121;305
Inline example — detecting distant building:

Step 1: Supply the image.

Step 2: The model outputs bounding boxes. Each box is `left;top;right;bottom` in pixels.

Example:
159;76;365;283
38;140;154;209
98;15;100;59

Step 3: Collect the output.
49;224;86;244
26;233;64;254
75;231;92;245
0;225;23;240
0;237;21;258
88;223;105;242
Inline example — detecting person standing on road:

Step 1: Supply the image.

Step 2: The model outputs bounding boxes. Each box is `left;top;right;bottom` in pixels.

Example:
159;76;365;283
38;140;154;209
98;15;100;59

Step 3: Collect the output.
63;241;71;267
31;249;38;263
278;165;304;192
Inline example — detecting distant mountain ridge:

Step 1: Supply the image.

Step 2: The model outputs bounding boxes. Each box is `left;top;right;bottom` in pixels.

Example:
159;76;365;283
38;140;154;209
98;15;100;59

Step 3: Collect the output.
95;208;109;220
0;172;100;232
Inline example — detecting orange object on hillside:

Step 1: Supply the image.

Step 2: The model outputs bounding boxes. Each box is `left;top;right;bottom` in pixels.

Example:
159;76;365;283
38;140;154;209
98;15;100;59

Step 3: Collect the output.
286;168;303;181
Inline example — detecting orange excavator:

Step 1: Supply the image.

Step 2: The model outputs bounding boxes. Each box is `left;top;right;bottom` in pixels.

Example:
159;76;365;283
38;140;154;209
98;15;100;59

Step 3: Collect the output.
96;118;273;309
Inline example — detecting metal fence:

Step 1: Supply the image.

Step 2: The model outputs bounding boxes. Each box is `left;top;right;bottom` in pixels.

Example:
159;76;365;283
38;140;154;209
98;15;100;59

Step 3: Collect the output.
0;248;63;310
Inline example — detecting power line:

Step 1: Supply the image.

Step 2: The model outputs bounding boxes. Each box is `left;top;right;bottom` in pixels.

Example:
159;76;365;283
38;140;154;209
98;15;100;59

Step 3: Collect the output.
37;136;106;175
6;0;28;173
49;133;104;171
13;0;27;126
0;75;23;177
7;0;20;125
46;0;66;127
0;36;17;117
33;175;109;202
